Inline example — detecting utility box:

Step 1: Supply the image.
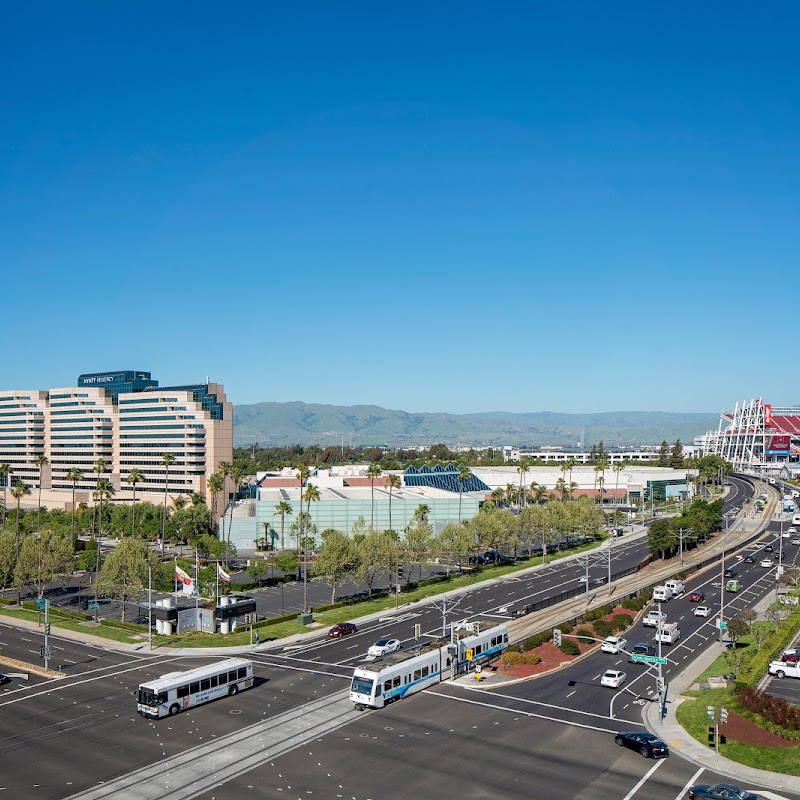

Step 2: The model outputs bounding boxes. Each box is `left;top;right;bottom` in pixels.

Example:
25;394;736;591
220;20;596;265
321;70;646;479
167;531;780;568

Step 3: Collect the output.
297;612;314;626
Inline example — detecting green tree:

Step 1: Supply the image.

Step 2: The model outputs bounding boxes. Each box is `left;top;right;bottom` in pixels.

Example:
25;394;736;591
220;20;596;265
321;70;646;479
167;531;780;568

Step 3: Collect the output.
66;467;83;542
207;471;224;533
246;558;268;582
402;520;432;583
97;538;149;622
516;459;530;509
160;453;176;551
354;529;395;594
274;500;293;551
0;530;15;591
367;464;382;532
295;464;310;569
385;473;401;533
413;504;430;524
0;463;10;528
647;518;674;559
10;482;31;562
670;440;684;469
126;468;144;538
34;454;49;535
302;482;320;613
433;522;475;574
658;440;670;467
14;528;74;605
313;528;355;603
458;464;472;524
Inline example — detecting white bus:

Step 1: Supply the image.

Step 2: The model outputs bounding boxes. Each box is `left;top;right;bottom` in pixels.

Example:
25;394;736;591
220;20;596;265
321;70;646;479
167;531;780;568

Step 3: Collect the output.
137;658;254;719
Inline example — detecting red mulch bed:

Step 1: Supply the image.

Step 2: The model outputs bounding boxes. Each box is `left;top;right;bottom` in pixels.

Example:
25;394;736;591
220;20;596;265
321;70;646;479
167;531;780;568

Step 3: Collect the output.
497;606;636;679
722;710;798;748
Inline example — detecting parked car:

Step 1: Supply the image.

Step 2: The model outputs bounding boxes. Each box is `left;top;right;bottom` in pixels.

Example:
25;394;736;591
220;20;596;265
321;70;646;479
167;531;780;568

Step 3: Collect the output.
468;555;488;566
629;643;656;662
614;731;669;759
367;638;401;657
688;785;756;800
601;636;627;655
723;568;737;578
600;669;626;688
328;622;358;638
689;591;705;602
768;660;800;678
693;605;712;617
761;558;774;568
483;551;511;564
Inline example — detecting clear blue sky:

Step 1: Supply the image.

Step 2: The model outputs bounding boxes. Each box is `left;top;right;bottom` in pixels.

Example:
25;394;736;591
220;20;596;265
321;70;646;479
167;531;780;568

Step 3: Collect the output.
2;3;798;415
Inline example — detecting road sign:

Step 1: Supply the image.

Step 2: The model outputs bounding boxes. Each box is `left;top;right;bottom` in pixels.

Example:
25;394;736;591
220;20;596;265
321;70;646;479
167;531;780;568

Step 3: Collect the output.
716;619;728;630
88;602;99;610
36;598;46;611
631;654;668;665
465;648;473;661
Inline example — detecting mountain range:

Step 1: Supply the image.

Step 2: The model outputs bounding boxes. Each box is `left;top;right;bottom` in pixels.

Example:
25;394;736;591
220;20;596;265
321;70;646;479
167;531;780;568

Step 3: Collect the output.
232;401;718;449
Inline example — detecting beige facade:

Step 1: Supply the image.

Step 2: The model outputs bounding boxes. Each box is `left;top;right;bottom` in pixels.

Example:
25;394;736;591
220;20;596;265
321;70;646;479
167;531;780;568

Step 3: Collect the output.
0;374;232;510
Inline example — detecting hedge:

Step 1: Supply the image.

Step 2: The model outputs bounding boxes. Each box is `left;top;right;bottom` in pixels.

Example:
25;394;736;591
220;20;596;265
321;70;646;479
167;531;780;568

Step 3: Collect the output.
610;614;633;631
735;685;800;738
559;639;581;656
503;651;542;666
521;631;552;651
574;627;595;644
585;604;613;621
0;597;15;606
555;622;573;634
737;611;800;688
592;620;614;638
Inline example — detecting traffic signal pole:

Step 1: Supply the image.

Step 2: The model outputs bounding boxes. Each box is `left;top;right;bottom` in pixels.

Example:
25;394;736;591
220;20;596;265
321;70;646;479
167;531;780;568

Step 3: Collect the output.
43;599;51;670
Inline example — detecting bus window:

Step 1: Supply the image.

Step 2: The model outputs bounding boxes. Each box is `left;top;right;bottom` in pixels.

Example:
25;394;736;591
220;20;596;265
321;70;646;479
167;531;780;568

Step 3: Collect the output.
210;675;218;688
177;685;189;699
228;671;237;682
190;682;200;694
218;672;228;684
200;679;210;691
158;692;168;705
237;668;247;679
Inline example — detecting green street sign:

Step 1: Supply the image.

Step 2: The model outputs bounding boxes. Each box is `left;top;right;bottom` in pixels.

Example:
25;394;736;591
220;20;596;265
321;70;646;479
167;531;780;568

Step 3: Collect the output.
717;620;728;630
632;654;668;665
36;598;46;611
88;602;99;610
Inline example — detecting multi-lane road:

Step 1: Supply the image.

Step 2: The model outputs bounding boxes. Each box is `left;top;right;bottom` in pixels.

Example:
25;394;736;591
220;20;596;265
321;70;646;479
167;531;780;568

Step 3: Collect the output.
1;475;798;799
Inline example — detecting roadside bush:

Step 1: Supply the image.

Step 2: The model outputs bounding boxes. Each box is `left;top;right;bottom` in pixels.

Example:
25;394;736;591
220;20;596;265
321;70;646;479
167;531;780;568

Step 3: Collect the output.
737;611;800;687
610;614;632;631
622;595;649;612
521;631;552;651
555;622;573;635
559;638;581;656
592;620;614;638
574;627;595;644
585;604;613;621
503;651;543;666
735;685;800;738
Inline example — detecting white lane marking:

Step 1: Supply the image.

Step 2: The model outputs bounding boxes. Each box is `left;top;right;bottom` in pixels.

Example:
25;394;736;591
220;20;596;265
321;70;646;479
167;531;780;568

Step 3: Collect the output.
621;757;666;800
427;689;620;733
675;768;703;800
755;791;794;800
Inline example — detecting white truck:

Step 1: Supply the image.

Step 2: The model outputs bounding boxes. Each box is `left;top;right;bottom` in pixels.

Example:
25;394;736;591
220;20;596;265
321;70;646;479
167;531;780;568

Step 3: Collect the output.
664;580;685;596
655;622;680;645
642;609;667;627
652;585;673;602
769;660;800;679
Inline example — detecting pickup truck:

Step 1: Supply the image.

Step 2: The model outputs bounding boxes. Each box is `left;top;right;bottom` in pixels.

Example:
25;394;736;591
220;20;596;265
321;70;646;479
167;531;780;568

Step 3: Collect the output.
769;660;800;679
642;610;667;627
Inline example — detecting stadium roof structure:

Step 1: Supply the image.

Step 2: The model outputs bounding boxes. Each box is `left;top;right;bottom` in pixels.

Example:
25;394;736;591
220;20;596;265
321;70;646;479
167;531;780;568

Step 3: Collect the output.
403;463;490;493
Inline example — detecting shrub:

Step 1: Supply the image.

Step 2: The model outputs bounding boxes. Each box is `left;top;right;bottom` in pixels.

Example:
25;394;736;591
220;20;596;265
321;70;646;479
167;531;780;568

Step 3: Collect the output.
586;604;613;621
574;627;595;644
555;622;573;634
611;614;632;631
521;631;552;651
622;595;649;611
592;620;614;638
559;639;581;656
503;651;542;666
735;685;800;737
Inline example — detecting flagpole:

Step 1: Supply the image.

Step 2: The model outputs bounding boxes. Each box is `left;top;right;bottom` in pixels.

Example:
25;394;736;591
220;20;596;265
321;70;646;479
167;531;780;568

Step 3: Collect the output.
216;560;219;607
174;556;178;601
195;549;199;613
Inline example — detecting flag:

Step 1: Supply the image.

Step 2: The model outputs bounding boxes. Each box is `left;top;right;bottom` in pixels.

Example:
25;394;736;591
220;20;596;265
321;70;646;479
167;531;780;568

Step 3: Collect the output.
175;564;193;589
217;563;232;584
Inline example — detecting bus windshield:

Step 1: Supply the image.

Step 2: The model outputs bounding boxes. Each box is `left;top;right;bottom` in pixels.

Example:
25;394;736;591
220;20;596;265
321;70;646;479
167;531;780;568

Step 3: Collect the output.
138;688;164;707
351;676;374;695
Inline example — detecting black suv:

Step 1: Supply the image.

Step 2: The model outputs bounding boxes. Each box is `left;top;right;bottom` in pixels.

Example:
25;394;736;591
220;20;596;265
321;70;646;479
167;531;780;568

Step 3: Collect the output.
629;642;657;662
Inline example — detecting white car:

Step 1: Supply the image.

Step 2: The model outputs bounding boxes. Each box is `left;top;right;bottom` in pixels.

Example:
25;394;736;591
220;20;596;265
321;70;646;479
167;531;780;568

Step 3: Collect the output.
693;605;712;617
789;527;797;535
642;610;667;627
782;531;792;538
601;636;627;654
792;538;800;546
367;639;401;658
600;669;626;688
761;559;774;568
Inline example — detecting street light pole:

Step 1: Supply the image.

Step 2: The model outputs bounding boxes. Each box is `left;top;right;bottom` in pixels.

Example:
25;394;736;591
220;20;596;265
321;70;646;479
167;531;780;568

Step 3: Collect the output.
719;512;730;643
148;558;152;651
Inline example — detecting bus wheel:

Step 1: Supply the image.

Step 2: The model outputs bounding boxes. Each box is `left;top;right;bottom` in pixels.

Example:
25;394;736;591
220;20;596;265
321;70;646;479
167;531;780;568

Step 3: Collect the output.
169;704;180;717
229;684;239;696
355;703;364;711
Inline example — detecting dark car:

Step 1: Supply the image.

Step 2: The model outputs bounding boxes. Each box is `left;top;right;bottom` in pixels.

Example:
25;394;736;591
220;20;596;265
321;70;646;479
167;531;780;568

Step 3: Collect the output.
744;555;755;564
614;731;669;758
628;643;656;662
689;591;705;602
723;568;737;578
688;783;757;800
468;555;489;566
483;551;512;564
0;673;9;685
765;544;774;552
328;622;358;638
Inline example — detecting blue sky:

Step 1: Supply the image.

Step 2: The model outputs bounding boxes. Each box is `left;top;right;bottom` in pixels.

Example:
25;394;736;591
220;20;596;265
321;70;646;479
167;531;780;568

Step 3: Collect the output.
2;3;798;415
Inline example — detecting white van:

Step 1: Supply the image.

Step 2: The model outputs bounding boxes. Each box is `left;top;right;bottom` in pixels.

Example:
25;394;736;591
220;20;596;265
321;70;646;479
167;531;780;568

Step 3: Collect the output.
793;514;800;526
653;586;673;602
664;580;684;596
655;623;680;644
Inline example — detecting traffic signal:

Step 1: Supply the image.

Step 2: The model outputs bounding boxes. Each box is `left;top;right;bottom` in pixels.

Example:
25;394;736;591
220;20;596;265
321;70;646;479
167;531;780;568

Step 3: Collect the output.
397;565;404;579
707;705;715;721
720;706;728;724
719;735;727;745
553;628;562;647
45;623;51;636
708;726;716;745
656;677;665;694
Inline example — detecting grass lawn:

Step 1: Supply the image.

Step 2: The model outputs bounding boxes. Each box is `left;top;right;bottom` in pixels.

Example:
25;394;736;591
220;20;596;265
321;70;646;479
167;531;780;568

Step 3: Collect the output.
0;604;142;645
676;687;800;776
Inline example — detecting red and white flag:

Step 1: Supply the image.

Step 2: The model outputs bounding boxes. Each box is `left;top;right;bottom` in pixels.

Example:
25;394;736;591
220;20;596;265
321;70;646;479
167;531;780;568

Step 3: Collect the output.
217;563;232;584
175;564;193;589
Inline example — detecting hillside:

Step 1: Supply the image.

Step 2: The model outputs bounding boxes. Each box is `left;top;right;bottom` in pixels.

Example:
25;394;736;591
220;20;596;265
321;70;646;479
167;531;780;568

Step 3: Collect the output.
232;401;718;448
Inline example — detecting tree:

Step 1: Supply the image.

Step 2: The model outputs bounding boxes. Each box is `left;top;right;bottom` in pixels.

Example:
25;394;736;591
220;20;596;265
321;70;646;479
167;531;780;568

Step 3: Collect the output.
354;530;395;594
302;482;320;613
246;558;268;582
10;482;31;562
66;467;83;542
207;471;224;533
14;529;74;606
367;464;382;532
658;440;670;467
160;453;176;551
0;463;10;528
433;522;475;574
402;521;432;583
34;454;49;536
313;528;355;603
273;549;299;578
413;504;430;525
295;464;310;569
126;468;144;538
647;518;674;560
97;538;149;622
612;463;624;527
457;464;472;524
0;530;15;592
274;501;293;551
385;473;401;533
670;440;684;469
171;494;188;512
516;459;530;509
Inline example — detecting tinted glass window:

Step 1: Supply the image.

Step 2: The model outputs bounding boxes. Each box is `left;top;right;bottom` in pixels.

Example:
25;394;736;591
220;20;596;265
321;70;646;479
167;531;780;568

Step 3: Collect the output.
158;692;168;704
210;675;218;687
218;672;228;684
393;676;401;688
177;685;190;698
238;668;247;679
413;669;421;680
200;679;210;691
384;680;392;691
190;682;200;694
421;666;429;677
229;671;237;682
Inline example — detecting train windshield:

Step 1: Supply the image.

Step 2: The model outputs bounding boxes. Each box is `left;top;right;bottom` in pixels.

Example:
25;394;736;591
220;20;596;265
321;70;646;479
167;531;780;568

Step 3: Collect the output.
351;676;374;696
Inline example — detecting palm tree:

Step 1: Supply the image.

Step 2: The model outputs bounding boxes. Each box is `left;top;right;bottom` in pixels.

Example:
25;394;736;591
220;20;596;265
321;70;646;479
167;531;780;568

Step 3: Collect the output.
34;454;49;535
274;500;293;550
301;482;320;614
505;483;516;508
0;463;10;527
94;478;115;612
207;471;224;532
66;467;83;542
125;468;144;538
559;463;570;502
366;464;382;532
10;482;31;561
595;459;609;509
92;457;107;541
171;494;188;512
566;457;578;500
190;492;205;507
385;473;401;533
160;452;176;552
490;487;505;507
612;463;624;527
226;464;247;552
295;465;310;566
457;464;471;524
516;459;530;510
413;504;430;524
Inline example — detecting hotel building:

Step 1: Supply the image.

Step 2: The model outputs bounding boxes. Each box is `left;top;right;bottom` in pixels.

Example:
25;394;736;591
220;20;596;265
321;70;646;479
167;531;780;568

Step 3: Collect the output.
0;370;232;508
